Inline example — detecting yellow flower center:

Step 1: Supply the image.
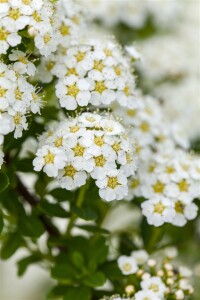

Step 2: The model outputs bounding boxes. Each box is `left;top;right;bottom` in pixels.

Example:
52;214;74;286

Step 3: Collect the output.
93;60;104;72
33;11;41;22
59;24;70;36
152;181;165;193
95;155;106;167
114;66;121;76
22;0;31;4
0;87;7;97
178;179;189;192
64;164;76;178
67;84;79;97
166;166;175;174
104;48;112;56
112;142;121;153
44;34;51;44
126;153;132;163
154;202;166;214
86;116;96;122
73;144;85;156
75;51;85;62
94;136;104;146
175;201;184;213
0;28;9;41
150;284;159;293
126;109;136;117
131;179;140;189
148;163;156;173
94;81;106;94
70;125;80;133
44;152;55;164
107;176;119;189
46;61;55;71
18;56;28;64
9;8;21;20
140;121;150;132
67;68;77;76
124;86;131;96
54;137;63;147
13;113;21;125
15;88;22;100
122;263;132;272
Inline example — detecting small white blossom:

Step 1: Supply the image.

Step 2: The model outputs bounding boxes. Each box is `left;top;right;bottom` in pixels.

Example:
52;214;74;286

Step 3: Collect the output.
117;255;138;275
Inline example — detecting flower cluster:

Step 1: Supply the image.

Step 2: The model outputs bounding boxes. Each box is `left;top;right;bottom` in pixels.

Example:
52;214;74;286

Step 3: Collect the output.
128;150;200;227
0;0;58;57
85;0;180;29
109;249;194;300
114;93;189;160
0;55;42;146
33;112;137;201
52;39;138;110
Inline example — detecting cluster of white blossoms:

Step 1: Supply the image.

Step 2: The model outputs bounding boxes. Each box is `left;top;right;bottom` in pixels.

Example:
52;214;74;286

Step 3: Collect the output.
51;39;138;110
112;249;194;300
84;0;180;29
0;54;43;147
114;93;189;160
0;0;59;57
33;112;137;201
128;150;200;227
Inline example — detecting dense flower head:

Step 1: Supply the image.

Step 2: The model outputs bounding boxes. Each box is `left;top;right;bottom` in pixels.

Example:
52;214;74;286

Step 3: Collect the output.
112;249;194;300
127;150;200;227
113;93;189;159
85;0;180;29
33;112;137;201
0;0;59;56
51;38;139;110
0;59;42;142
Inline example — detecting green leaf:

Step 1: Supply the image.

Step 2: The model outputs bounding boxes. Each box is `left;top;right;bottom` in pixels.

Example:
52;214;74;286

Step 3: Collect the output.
83;271;106;287
73;206;98;221
18;215;45;238
0;213;4;234
76;225;109;235
1;232;23;260
64;286;91;300
0;190;26;215
17;254;41;276
88;236;109;267
0;172;9;194
71;251;85;269
39;200;70;218
51;263;78;280
50;188;75;201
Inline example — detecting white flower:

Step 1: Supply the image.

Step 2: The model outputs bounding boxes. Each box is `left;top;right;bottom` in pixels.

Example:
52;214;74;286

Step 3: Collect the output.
58;161;87;190
96;169;128;201
134;290;161;300
33;145;67;177
34;29;58;57
171;199;198;227
9;50;36;76
141;276;167;297
131;250;149;265
0;23;21;54
117;255;138;275
56;76;91;110
141;197;175;227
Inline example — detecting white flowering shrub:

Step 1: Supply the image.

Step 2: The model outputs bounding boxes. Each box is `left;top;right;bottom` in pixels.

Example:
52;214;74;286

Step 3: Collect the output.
0;0;199;299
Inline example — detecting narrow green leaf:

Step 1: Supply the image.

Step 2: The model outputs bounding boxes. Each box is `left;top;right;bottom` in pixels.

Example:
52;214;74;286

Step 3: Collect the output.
73;206;98;221
17;254;41;276
0;213;4;234
18;215;45;238
0;172;9;194
83;271;106;287
1;232;23;259
50;188;74;201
